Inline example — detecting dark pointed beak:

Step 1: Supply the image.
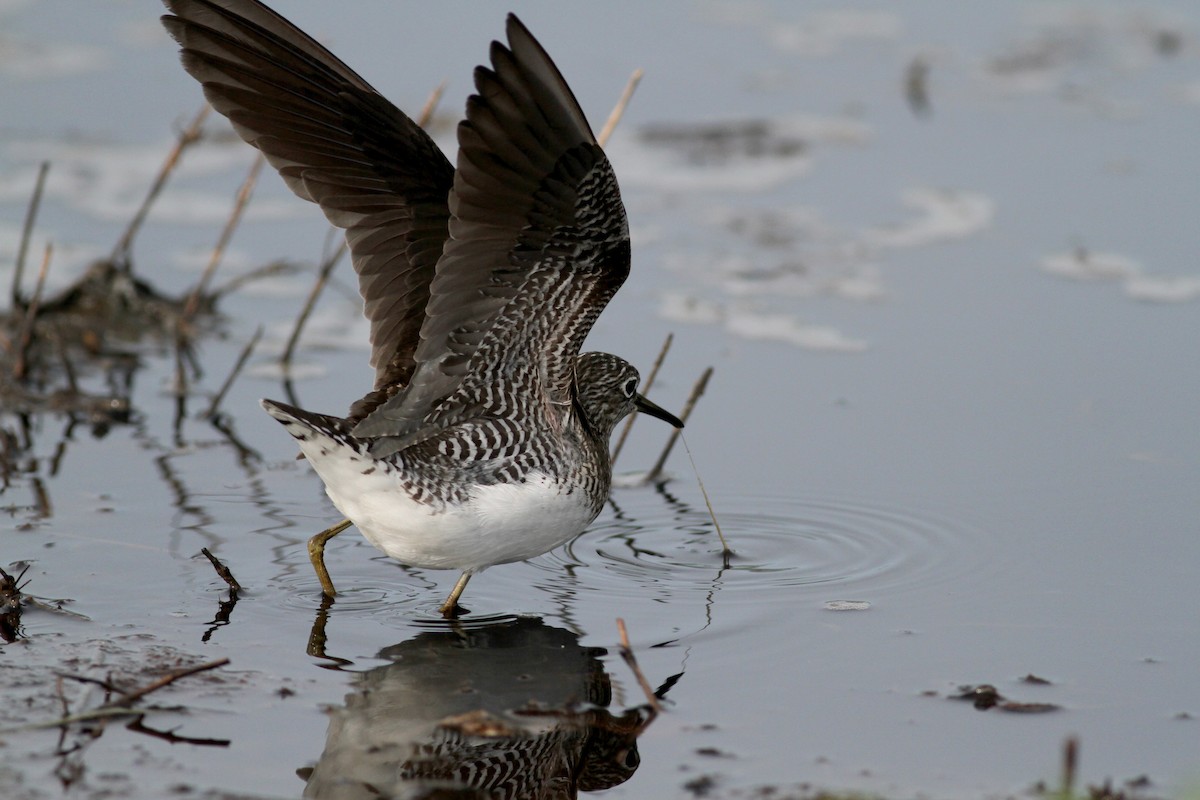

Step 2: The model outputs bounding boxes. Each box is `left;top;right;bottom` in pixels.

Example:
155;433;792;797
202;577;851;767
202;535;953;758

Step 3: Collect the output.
634;393;684;429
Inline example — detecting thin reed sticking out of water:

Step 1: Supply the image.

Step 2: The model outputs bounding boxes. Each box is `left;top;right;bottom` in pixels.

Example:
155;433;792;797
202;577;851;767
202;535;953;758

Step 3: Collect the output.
683;432;731;557
645;366;712;482
612;332;673;464
12;244;53;381
11;161;49;309
597;68;643;148
204;325;263;420
416;80;447;128
183;152;266;321
280;238;347;374
111;104;210;269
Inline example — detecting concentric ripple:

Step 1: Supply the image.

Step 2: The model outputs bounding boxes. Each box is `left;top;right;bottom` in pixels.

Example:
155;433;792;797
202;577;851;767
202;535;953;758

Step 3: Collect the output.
272;550;529;625
533;492;998;602
272;553;428;615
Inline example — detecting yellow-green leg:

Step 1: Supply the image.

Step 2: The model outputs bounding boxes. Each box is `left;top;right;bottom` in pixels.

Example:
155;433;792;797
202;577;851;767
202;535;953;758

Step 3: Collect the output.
309;519;352;597
439;572;472;618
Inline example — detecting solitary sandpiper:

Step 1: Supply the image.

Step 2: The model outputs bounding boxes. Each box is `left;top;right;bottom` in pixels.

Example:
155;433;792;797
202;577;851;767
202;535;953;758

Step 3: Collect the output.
162;0;683;616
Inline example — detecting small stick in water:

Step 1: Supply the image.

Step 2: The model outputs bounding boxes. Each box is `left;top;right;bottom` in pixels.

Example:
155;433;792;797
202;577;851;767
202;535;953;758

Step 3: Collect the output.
200;548;241;594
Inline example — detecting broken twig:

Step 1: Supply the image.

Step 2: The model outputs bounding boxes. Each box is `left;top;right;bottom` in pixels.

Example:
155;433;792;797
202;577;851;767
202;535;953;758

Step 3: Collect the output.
200;548;241;594
209;259;295;301
110;657;229;709
126;715;229;747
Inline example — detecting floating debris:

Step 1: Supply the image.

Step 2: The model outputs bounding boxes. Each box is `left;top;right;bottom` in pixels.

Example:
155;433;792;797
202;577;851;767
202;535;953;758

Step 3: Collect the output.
823;599;871;611
950;683;1062;713
0;564;28;642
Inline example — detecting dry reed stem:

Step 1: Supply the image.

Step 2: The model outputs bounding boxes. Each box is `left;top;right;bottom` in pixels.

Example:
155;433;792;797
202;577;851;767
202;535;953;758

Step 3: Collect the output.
31;477;52;519
55;674;70;719
111;104;210;269
12;244;53;381
10;658;232;736
55;335;79;394
204;325;262;419
1061;736;1079;796
209;259;293;300
183;152;265;321
12;161;50;308
280;240;347;370
683;433;731;556
125;715;229;747
111;657;230;708
172;323;190;397
172;325;190;443
645;366;712;482
611;332;672;465
598;68;644;148
416;81;447;128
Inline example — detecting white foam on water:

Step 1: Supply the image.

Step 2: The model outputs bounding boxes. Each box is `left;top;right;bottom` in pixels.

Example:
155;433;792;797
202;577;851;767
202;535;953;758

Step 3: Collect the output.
864;188;995;250
660;291;868;353
1040;249;1141;281
0;139;301;224
1123;274;1200;303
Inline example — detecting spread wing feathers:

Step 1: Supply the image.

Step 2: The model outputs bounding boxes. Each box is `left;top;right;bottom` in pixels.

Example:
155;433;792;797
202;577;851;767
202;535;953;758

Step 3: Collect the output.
161;0;453;406
351;14;631;452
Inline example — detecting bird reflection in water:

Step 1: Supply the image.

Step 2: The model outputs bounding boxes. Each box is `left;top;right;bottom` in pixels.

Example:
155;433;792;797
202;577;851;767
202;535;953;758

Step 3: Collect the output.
298;616;673;798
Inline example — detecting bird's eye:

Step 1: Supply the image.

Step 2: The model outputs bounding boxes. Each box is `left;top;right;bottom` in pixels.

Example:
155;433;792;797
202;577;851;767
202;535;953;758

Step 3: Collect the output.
623;377;638;397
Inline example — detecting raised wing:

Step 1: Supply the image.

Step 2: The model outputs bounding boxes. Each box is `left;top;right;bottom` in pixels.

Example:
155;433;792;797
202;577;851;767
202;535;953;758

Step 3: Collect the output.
161;0;453;414
352;14;631;451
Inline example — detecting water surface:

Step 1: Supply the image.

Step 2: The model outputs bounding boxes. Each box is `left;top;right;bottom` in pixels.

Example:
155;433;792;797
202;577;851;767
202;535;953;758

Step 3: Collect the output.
2;2;1198;797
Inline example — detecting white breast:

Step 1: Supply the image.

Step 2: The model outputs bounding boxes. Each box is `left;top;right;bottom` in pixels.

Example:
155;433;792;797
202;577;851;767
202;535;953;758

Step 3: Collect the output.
302;440;597;572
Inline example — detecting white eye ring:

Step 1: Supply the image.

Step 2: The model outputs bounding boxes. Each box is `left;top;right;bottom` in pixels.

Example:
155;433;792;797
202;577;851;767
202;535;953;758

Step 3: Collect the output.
623;377;638;397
